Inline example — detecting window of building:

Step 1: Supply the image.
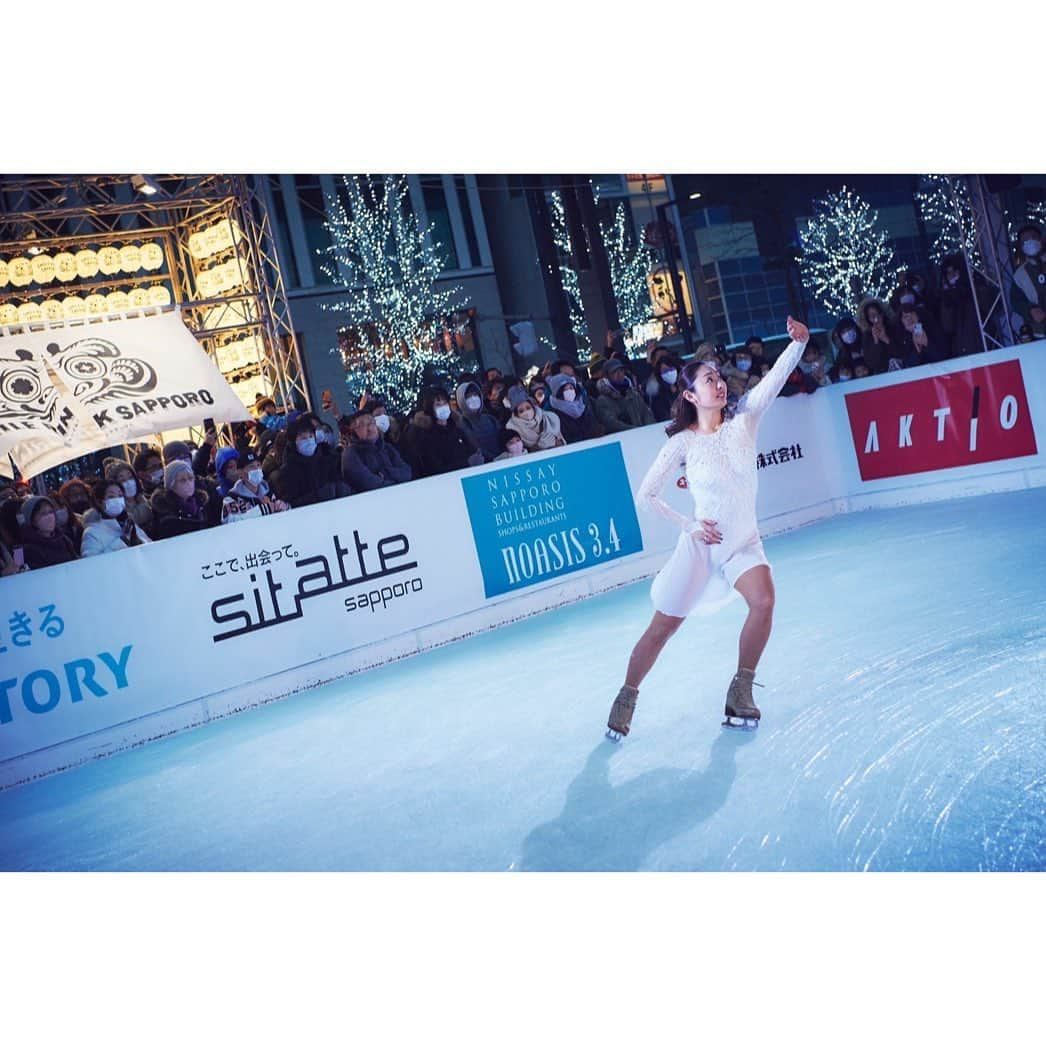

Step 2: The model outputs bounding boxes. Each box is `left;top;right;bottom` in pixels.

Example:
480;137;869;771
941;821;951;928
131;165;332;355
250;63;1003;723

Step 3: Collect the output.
294;174;334;280
455;176;481;269
419;176;460;271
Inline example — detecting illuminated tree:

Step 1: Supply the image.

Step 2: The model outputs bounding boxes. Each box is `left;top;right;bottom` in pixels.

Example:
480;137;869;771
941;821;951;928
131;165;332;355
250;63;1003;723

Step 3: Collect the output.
915;174;981;267
319;175;468;413
798;186;899;316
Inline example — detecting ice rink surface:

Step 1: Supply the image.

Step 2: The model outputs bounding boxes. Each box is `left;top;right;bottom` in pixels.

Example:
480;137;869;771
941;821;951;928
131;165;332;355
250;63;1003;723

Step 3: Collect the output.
2;486;1044;872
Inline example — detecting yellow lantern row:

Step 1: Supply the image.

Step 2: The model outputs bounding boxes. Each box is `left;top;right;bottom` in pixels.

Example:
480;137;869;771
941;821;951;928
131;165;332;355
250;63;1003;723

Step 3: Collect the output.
188;219;242;261
196;258;249;298
0;242;165;288
215;334;265;372
0;285;172;327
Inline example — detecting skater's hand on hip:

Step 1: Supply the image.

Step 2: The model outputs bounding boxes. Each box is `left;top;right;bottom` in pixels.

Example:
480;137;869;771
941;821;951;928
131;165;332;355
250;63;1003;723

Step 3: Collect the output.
688;518;722;544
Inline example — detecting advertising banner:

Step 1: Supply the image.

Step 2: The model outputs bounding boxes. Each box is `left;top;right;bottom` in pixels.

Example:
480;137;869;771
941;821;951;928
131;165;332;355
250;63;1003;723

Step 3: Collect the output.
0;309;249;477
844;359;1038;481
460;442;644;598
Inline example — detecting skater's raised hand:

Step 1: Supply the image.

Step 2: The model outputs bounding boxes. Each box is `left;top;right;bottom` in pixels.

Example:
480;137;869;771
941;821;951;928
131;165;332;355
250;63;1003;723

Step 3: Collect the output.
786;315;810;345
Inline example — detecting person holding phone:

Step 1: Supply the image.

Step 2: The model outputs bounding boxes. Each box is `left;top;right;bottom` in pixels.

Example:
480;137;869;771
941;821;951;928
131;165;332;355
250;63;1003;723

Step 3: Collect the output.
80;480;152;556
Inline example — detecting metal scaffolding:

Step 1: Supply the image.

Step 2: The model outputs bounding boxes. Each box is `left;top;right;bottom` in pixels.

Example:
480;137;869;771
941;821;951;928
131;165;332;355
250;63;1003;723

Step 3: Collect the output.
952;175;1017;352
0;174;310;447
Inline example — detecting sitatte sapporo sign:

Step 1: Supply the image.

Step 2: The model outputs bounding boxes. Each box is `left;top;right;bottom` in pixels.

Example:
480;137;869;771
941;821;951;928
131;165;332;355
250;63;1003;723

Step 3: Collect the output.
460;442;644;598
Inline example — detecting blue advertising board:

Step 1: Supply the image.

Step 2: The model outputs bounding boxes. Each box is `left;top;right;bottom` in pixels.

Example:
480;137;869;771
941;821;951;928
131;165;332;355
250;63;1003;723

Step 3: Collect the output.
460;442;644;598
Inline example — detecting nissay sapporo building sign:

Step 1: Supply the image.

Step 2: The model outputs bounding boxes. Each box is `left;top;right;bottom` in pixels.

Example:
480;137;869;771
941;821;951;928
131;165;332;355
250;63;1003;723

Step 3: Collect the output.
460;442;644;598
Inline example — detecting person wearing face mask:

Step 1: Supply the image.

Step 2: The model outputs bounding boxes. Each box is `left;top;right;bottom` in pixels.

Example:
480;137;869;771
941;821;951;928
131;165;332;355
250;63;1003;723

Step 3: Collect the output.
545;373;603;443
133;448;167;500
150;461;215;540
528;378;549;410
830;317;866;374
1010;224;1046;340
340;411;413;491
593;358;655;434
856;298;899;374
898;304;950;369
80;480;152;555
482;379;512;426
273;417;344;508
889;271;937;325
221;450;291;523
104;457;154;535
163;440;223;526
213;447;241;499
49;489;86;552
505;386;566;452
401;386;482;479
454;381;502;462
797;340;831;388
16;495;79;569
494;429;528;460
646;356;684;421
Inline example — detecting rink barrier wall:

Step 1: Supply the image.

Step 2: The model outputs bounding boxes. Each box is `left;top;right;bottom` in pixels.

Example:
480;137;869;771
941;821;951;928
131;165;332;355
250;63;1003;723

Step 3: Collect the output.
1;344;1043;789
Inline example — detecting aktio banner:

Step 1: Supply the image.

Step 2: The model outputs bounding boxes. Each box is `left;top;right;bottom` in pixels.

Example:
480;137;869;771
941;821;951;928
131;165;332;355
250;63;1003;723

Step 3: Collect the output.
460;442;643;598
0;309;249;477
844;359;1038;481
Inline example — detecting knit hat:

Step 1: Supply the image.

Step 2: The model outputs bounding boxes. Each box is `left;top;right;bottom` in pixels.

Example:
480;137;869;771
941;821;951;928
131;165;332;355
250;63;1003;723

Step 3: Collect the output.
17;495;55;528
507;386;533;412
215;446;239;479
162;440;192;464
164;460;194;490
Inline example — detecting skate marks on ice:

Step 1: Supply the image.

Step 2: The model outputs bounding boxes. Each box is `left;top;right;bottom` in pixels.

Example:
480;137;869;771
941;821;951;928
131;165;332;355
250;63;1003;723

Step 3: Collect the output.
766;629;1046;872
515;730;756;872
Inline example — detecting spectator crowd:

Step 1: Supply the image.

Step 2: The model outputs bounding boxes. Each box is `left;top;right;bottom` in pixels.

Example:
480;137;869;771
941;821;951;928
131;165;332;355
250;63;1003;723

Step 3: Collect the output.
3;230;1042;577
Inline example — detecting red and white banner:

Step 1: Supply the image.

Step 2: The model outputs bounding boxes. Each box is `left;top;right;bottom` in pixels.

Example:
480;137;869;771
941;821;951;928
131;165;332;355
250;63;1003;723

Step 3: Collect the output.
843;360;1038;482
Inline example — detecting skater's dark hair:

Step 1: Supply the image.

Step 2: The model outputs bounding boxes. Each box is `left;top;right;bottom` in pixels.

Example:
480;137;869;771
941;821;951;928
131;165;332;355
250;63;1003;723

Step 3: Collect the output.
665;359;733;437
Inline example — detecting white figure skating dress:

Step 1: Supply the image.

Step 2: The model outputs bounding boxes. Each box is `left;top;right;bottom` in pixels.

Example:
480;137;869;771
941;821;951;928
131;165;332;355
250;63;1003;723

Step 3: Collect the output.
636;339;806;618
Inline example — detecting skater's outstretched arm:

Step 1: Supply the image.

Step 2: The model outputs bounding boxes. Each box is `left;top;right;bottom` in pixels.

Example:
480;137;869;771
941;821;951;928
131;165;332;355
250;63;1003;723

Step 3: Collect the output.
636;432;692;529
736;316;810;420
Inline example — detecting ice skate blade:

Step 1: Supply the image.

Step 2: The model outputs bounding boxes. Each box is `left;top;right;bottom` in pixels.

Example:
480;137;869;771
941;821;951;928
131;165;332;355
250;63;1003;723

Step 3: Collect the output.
721;715;759;731
605;728;626;743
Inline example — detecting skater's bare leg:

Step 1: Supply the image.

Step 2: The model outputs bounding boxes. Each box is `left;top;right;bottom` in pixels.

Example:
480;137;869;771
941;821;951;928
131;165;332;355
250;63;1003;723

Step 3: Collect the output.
733;565;775;672
624;611;685;688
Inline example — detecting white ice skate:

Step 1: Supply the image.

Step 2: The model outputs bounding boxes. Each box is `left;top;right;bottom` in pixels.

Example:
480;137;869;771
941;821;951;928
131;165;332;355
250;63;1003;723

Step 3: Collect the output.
721;668;763;731
606;685;639;743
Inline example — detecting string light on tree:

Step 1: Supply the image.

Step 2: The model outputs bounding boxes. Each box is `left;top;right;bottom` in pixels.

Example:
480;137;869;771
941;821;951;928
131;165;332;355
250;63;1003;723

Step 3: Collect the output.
550;190;657;356
915;174;981;267
798;186;899;316
319;174;468;414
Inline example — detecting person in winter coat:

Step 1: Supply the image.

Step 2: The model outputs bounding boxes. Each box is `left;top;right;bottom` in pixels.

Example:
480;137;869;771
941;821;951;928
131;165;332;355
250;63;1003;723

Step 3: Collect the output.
494;428;528;460
593;358;655;433
164;440;222;526
889;270;938;326
103;457;154;535
150;461;216;540
133;447;166;501
16;495;79;569
938;253;989;357
856;298;901;373
504;385;565;452
545;373;603;444
50;488;86;552
59;477;93;519
401;387;483;479
797;340;832;387
221;450;291;524
483;377;512;426
80;479;151;555
454;381;502;462
274;417;344;508
898;304;951;369
340;411;413;491
645;355;683;421
213;446;242;499
830;316;867;374
1010;224;1046;340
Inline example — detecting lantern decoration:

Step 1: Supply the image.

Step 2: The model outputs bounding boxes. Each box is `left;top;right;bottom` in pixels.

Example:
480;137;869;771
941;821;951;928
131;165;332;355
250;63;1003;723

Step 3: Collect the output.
54;252;77;281
75;249;99;280
62;296;87;319
8;257;33;287
140;242;164;270
31;254;56;284
119;244;142;273
42;299;65;322
84;293;108;315
0;303;18;326
98;246;122;275
129;287;150;308
147;285;172;306
106;290;131;313
17;302;44;324
0;259;8;288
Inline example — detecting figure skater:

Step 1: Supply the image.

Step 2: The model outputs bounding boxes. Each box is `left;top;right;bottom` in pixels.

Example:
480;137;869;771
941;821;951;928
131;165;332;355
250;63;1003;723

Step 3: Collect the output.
606;316;811;739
